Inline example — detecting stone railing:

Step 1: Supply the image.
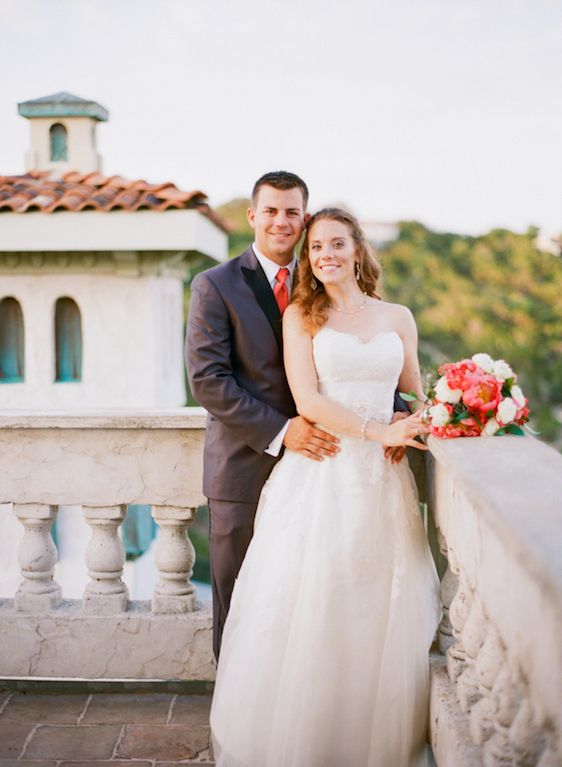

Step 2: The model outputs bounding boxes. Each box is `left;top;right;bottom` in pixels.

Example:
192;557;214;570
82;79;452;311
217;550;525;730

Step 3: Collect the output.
426;435;562;767
0;409;214;681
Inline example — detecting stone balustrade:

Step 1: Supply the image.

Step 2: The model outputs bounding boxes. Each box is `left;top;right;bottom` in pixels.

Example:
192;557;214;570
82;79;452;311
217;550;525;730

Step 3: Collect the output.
1;409;561;767
0;409;214;681
426;435;562;767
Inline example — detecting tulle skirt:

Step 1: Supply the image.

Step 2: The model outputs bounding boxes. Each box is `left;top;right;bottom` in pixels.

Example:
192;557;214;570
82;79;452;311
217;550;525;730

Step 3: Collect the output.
210;437;441;767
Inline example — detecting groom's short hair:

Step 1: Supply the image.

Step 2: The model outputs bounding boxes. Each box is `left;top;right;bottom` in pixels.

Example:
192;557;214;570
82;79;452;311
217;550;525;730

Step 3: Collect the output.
252;171;309;209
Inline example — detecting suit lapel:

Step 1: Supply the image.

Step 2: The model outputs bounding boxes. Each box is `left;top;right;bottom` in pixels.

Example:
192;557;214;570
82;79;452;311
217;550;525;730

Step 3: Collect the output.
240;248;283;351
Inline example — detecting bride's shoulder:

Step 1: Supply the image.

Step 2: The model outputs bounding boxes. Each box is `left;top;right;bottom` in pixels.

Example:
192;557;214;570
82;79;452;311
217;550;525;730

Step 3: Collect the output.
282;304;310;336
375;299;415;323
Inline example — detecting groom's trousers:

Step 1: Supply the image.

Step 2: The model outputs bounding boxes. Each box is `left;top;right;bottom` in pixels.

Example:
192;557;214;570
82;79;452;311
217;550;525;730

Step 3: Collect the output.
208;498;258;661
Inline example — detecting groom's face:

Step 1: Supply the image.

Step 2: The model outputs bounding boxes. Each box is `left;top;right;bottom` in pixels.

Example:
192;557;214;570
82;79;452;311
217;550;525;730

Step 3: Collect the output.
248;185;307;265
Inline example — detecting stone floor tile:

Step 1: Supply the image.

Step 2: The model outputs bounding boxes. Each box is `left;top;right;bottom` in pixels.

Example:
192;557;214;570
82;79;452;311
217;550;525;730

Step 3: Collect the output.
80;692;173;724
0;693;89;724
156;763;215;766
168;694;212;726
117;724;210;760
22;724;122;760
60;763;152;767
0;722;35;758
0;762;57;766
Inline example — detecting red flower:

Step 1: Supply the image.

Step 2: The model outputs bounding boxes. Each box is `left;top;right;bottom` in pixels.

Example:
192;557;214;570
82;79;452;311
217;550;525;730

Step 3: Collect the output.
432;417;482;439
462;374;502;415
440;360;478;391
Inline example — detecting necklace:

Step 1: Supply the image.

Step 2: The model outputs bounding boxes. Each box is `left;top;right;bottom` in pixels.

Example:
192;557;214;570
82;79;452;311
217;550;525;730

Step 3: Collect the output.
333;292;368;315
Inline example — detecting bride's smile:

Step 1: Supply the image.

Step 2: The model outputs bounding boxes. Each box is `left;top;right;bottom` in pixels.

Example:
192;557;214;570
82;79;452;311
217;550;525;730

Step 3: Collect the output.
309;220;357;280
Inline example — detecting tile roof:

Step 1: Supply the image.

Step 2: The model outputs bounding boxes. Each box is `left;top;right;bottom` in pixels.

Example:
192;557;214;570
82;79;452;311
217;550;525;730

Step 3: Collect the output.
0;170;229;231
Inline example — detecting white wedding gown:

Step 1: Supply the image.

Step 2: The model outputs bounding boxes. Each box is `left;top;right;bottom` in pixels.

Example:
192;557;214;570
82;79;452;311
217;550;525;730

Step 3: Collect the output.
210;329;441;767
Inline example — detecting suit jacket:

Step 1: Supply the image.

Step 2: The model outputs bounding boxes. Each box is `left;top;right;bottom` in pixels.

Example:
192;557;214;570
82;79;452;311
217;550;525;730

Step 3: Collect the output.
186;247;296;503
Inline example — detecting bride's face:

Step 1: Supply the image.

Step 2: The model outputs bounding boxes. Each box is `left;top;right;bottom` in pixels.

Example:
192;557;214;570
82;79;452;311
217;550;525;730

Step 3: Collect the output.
308;219;358;286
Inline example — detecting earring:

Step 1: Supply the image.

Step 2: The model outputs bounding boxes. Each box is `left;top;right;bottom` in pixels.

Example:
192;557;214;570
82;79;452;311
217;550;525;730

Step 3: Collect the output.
355;262;361;281
311;276;317;290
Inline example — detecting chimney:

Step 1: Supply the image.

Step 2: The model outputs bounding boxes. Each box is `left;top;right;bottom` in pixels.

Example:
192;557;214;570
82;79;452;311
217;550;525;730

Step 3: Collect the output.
18;91;108;175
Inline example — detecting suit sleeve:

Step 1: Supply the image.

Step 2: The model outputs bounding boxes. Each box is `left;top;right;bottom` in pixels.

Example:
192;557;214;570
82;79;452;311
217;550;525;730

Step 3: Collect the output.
186;272;289;454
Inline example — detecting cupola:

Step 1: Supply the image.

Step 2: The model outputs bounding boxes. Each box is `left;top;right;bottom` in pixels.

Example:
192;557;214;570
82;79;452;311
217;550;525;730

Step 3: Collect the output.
18;91;108;175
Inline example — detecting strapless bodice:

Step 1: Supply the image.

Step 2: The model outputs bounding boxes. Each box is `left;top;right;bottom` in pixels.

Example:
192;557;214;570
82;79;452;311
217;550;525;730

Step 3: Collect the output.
313;327;404;425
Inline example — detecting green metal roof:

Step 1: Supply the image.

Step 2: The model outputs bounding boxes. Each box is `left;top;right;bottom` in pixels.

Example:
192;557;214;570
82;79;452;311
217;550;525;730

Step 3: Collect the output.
17;92;109;121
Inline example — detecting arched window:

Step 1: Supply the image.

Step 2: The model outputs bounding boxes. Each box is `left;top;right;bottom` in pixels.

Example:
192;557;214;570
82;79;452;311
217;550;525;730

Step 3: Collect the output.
55;297;82;382
50;123;68;162
0;297;25;382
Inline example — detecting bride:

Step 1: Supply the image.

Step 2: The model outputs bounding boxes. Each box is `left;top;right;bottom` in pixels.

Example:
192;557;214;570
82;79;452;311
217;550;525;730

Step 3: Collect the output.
210;208;441;767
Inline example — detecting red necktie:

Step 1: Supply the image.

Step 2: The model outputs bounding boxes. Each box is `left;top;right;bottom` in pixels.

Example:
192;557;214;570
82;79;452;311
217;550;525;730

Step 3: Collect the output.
274;268;290;315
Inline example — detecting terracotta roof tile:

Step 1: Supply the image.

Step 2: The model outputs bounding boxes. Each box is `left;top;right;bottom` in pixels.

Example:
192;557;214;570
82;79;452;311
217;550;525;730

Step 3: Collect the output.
0;170;228;230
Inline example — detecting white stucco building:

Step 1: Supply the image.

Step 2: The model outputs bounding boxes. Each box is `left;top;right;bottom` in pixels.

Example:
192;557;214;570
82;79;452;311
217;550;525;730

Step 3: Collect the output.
0;91;226;601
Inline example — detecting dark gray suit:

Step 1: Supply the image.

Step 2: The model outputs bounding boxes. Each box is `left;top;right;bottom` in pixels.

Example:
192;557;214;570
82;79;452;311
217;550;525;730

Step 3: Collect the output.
186;247;296;657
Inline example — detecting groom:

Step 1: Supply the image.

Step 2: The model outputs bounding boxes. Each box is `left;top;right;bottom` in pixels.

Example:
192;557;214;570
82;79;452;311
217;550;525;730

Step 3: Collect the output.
186;171;340;659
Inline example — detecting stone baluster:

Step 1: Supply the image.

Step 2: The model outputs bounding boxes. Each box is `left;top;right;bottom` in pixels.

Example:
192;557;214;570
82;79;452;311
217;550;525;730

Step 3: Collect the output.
509;696;544;765
470;623;505;745
457;594;488;712
151;506;196;614
13;503;62;611
482;662;530;767
82;505;128;613
437;530;457;655
536;742;559;767
446;564;472;681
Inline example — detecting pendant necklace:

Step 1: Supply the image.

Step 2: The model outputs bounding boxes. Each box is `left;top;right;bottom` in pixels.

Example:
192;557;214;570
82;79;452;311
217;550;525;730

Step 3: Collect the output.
333;292;368;315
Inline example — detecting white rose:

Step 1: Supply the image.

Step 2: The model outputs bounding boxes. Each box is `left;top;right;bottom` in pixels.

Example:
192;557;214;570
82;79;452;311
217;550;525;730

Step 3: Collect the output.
493;359;514;380
434;376;463;404
482;417;501;436
428;403;450;427
497;397;517;425
510;385;525;408
472;353;495;373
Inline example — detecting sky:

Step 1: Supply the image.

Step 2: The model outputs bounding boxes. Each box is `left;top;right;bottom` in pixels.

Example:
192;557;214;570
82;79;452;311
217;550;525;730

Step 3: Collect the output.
1;0;560;235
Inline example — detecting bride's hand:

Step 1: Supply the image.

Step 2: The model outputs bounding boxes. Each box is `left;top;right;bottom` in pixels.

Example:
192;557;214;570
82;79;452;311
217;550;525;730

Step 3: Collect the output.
381;411;429;450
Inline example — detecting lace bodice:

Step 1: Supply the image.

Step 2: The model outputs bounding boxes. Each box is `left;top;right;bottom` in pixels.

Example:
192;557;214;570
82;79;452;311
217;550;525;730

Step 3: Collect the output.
313;327;404;425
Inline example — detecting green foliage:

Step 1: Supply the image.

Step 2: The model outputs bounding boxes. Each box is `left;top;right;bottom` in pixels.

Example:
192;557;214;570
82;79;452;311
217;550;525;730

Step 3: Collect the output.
217;198;253;258
380;222;562;444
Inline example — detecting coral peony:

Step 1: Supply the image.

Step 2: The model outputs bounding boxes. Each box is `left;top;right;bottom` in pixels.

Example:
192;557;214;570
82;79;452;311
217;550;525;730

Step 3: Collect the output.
440;360;478;391
462;373;502;415
432;417;482;439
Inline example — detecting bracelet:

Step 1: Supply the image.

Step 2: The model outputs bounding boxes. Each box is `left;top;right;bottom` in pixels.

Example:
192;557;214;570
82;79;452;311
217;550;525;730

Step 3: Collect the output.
359;415;371;440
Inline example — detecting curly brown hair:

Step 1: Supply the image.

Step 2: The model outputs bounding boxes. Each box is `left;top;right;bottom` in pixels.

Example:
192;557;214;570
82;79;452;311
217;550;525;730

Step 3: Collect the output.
291;208;382;330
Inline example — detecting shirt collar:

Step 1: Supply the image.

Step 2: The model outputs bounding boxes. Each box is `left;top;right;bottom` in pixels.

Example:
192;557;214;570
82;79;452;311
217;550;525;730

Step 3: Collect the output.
252;244;297;286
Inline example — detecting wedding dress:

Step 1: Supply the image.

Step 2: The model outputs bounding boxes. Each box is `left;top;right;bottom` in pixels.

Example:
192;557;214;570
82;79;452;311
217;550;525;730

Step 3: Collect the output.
210;329;441;767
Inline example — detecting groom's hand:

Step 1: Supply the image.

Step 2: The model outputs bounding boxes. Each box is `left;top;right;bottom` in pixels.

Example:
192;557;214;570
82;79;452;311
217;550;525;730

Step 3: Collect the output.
284;416;340;461
384;411;409;464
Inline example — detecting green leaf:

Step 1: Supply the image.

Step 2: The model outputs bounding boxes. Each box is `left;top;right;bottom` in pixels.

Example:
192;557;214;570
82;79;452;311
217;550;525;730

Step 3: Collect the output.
399;391;418;402
504;424;525;436
450;410;470;424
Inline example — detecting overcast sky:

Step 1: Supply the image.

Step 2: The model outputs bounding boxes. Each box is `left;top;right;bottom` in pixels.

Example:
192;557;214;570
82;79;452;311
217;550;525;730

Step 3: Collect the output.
1;0;560;235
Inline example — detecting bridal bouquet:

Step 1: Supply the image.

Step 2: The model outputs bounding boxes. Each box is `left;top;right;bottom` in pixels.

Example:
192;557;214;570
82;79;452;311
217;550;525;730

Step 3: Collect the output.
403;353;530;438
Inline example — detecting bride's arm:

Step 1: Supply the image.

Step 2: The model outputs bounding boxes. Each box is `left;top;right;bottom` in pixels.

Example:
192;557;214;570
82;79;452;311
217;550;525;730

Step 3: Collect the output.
283;305;426;448
395;305;427;411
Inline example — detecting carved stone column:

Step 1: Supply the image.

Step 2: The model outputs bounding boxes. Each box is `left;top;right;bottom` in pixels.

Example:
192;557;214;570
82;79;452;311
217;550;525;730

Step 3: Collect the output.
483;663;523;766
14;503;62;611
82;505;128;614
151;505;196;614
446;566;472;681
470;623;505;745
437;530;457;655
457;595;488;712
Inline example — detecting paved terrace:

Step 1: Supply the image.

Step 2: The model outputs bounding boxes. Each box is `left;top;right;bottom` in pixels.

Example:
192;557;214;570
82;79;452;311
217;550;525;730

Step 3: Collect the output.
0;690;215;766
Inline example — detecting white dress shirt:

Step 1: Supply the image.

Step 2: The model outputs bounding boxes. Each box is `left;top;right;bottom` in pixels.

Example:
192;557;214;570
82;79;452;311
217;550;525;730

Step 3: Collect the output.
252;244;296;457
